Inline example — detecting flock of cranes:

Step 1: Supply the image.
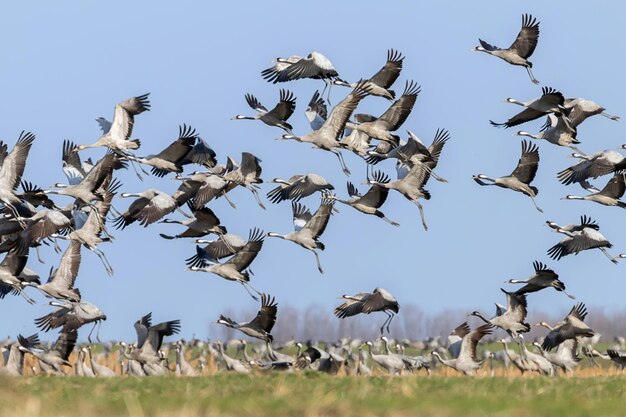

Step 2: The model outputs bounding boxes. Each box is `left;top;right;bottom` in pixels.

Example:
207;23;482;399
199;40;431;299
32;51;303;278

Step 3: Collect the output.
1;12;626;377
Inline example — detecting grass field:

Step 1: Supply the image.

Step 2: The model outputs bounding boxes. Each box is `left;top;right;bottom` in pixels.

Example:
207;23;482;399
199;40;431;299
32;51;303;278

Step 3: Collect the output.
2;374;626;417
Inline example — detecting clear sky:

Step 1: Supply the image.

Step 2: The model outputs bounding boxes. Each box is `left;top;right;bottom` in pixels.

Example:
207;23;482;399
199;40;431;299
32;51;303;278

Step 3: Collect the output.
1;1;625;342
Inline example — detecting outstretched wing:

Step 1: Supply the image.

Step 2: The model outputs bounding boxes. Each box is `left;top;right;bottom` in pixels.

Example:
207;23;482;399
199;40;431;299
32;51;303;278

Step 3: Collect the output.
369;49;404;90
510;140;539;184
509;14;540;59
247;293;278;333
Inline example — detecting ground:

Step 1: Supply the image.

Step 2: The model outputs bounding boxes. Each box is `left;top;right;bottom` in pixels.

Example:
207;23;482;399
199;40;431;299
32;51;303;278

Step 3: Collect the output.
2;373;626;417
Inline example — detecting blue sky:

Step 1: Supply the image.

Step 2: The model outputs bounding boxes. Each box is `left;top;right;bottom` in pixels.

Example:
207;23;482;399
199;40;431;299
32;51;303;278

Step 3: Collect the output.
1;1;625;341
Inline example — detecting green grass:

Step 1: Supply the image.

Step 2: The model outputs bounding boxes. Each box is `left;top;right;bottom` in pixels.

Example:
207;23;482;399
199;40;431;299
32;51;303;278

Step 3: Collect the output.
3;374;626;417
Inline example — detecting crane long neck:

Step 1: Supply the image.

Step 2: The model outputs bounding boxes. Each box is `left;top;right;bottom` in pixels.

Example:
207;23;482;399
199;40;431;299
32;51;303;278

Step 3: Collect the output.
266;232;286;240
473;312;491;325
382;339;391;355
517;131;538;139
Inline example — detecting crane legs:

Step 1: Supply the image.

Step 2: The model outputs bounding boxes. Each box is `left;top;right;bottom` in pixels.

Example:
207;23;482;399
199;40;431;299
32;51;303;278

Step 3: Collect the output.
378;212;400;227
320;79;333;106
223;193;237;209
91;247;114;276
601;112;620;121
331;149;351;176
412;200;428;231
310;249;324;274
599;247;619;265
529;196;543;213
175;206;194;219
526;67;540;85
240;281;262;301
249;187;266;210
379;311;395;335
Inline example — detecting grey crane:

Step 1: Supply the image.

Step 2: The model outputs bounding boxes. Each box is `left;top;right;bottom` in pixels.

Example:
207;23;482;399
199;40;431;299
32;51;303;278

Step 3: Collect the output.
233;89;296;133
499;338;528;374
85;345;115;377
305;90;328;131
367;128;451;184
380;336;429;374
35;300;107;343
296;344;345;374
214;341;250;374
607;350;626;369
546;217;617;264
186;228;265;300
159;202;226;240
0;334;39;376
473;140;542;212
0;248;40;304
174;341;197;376
351;81;421;143
185;233;247;267
515;113;580;151
50;181;119;276
564;98;620;127
557;145;626;186
217;293;277;343
518;335;554;376
0;131;36;224
541;303;594;351
326;171;399;227
126;124;216;178
114;188;183;229
62;139;94;185
172;170;231;209
532;339;579;374
261;52;339;101
220;152;266;210
447;322;471;359
128;312;181;370
474;14;540;84
73;93;150;154
266;197;334;274
368;162;432;230
333;49;404;100
20;329;77;374
505;261;575;299
266;173;334;204
490;87;564;128
79;347;96;377
363;340;408;375
470;289;530;338
432;324;493;376
35;241;82;302
334;288;400;335
279;81;371;176
562;173;626;208
45;152;125;205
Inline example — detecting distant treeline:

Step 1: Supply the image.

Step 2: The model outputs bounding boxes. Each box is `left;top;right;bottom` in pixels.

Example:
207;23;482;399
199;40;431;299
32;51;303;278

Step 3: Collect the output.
213;304;626;343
